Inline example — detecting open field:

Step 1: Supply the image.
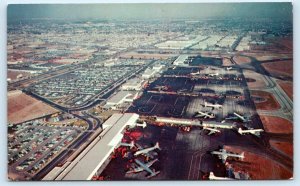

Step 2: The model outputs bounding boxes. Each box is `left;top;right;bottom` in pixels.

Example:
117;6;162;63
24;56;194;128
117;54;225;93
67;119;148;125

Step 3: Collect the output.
262;60;293;79
119;52;177;60
8;90;58;124
224;145;292;180
244;53;292;61
7;70;32;81
277;80;293;100
233;56;251;65
259;115;292;134
250;90;280;110
244;70;268;89
270;140;293;157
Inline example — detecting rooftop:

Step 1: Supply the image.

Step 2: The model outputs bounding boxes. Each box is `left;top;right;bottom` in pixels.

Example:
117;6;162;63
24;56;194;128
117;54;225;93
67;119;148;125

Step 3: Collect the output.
62;113;139;180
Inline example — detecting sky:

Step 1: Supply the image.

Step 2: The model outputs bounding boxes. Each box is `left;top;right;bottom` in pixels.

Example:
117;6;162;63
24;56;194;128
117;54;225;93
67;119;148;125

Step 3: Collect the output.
7;3;292;21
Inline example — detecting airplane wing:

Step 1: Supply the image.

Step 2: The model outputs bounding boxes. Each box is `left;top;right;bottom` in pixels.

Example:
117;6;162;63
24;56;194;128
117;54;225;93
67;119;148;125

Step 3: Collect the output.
135;159;154;175
221;155;227;163
135;143;143;150
208;130;216;135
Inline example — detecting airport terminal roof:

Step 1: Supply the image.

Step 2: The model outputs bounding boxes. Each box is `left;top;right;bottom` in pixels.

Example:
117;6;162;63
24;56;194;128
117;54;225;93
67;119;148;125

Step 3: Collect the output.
173;55;189;66
106;91;132;105
62;113;139;180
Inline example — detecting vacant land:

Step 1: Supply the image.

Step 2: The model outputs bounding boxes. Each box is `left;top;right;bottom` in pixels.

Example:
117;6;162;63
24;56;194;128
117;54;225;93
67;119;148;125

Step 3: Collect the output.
250;90;280;110
7;70;31;81
8;90;58;124
262;60;293;79
244;70;268;89
119;52;177;60
233;56;252;65
259;115;292;134
270;140;293;157
224;145;292;180
277;80;293;100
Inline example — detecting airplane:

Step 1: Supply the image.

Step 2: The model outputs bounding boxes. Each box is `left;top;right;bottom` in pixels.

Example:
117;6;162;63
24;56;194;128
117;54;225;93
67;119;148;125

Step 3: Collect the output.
226;67;233;71
136;121;147;128
203;101;223;109
126;159;160;178
154;85;168;91
190;70;201;75
226;112;251;123
208;72;219;77
195;111;215;119
238;128;264;137
211;148;244;163
120;141;135;149
209;172;234;180
134;142;160;156
203;126;221;135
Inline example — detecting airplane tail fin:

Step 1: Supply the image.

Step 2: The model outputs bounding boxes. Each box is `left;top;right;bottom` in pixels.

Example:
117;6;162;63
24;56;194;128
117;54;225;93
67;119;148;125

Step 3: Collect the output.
209;172;215;180
130;141;135;149
154;142;161;150
147;171;160;178
240;152;245;160
143;121;147;128
238;128;243;135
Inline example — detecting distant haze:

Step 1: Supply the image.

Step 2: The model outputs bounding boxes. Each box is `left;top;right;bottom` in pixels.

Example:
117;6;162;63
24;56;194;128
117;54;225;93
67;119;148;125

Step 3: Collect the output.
8;3;292;21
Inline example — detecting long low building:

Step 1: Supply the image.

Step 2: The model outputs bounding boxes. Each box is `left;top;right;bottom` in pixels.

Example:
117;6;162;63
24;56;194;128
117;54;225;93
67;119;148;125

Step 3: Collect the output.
60;113;139;180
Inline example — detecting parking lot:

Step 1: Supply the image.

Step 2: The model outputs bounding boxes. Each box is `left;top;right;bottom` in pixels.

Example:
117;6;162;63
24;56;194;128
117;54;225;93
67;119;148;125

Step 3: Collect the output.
30;59;150;107
8;119;83;179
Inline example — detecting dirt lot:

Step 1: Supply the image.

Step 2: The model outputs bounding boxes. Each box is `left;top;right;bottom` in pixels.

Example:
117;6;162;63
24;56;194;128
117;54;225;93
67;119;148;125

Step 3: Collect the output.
119;52;177;60
259;115;292;134
243;70;268;89
244;53;292;61
277;80;293;100
8;90;58;124
250;90;280;110
7;70;31;81
233;56;252;65
270;140;293;157
224;145;292;180
222;57;233;66
262;60;293;79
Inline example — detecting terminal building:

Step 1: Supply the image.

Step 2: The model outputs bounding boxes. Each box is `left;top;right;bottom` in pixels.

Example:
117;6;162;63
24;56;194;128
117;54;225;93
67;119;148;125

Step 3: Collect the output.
104;91;139;110
173;55;189;66
44;113;140;180
142;68;156;79
121;77;146;91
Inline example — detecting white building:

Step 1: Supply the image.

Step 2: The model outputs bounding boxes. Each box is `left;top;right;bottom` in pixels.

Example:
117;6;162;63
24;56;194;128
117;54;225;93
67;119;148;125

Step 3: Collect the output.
142;68;156;79
60;113;140;180
121;78;145;91
105;91;139;109
173;55;189;66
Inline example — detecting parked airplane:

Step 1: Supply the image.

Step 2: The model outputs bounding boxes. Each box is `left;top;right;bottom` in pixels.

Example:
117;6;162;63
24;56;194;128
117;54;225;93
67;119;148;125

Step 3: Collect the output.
136;121;147;128
126;159;160;178
238;128;264;137
226;67;233;71
190;70;201;75
203;126;221;135
195;111;215;119
134;142;160;156
120;141;135;149
208;72;219;77
211;148;244;163
154;85;168;91
226;112;251;123
209;172;233;180
204;101;223;109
